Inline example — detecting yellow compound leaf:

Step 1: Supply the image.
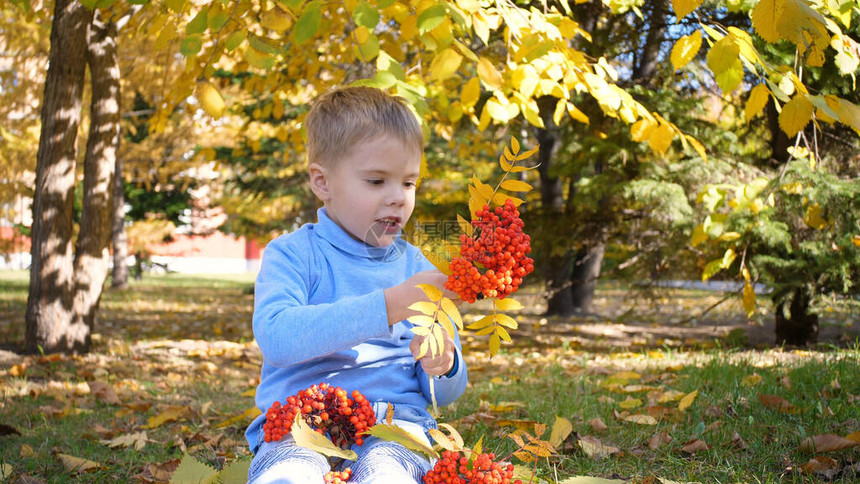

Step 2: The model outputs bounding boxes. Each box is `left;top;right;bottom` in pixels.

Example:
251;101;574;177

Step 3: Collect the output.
744;83;771;122
678;390;698;411
751;0;783;43
779;94;814;137
408;315;436;327
467;314;495;330
670;29;702;71
416;283;442;302
408;301;439;315
489;333;501;355
500;179;533;192
672;0;702;19
457;214;473;237
514;145;539;161
494;313;518;329
495;325;512;342
494;298;523;311
440;297;463;330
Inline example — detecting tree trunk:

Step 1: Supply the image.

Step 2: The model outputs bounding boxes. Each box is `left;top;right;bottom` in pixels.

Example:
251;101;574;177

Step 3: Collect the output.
570;240;605;313
766;99;792;167
775;287;819;346
632;0;669;84
25;0;94;354
536;95;578;316
72;11;120;342
111;156;129;289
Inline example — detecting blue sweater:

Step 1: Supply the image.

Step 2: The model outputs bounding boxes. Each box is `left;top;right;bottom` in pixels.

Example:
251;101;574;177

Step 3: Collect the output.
245;208;468;452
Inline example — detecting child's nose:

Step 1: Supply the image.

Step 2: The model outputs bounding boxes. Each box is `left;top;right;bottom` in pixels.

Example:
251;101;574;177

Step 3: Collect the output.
386;186;406;205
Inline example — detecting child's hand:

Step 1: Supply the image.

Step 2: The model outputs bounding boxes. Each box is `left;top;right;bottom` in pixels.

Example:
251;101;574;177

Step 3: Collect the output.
384;270;461;325
410;327;456;376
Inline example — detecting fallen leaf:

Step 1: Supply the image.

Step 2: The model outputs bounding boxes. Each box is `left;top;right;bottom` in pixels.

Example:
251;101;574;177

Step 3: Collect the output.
1;463;11;479
549;416;574;448
680;439;709;453
657;390;685;403
847;431;860;443
757;394;798;414
214;406;261;429
678;390;698;412
101;431;148;451
56;454;104;473
9;363;27;377
87;381;121;405
168;454;217;483
147;405;190;429
648;431;673;450
800;456;839;479
741;374;762;386
730;432;748;450
10;475;49;484
619;398;643;410
577;435;620;459
587;417;608;432
20;444;36;457
799;434;860;453
490;401;525;412
622;414;658;426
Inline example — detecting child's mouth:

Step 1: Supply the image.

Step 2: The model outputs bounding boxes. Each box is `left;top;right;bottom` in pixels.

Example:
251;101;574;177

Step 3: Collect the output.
378;218;401;232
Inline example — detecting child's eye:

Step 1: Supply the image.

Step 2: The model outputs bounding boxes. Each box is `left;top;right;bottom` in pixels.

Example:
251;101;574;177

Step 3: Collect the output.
367;179;384;185
404;181;416;188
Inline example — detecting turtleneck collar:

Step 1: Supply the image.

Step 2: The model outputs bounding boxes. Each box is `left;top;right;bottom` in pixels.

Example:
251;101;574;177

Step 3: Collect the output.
314;207;405;261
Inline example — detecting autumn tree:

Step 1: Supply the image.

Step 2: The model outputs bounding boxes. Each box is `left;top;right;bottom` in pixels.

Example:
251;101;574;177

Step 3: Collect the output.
24;0;121;354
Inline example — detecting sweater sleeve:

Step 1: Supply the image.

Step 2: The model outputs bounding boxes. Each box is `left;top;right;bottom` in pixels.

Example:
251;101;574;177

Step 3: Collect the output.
253;237;391;367
415;327;468;407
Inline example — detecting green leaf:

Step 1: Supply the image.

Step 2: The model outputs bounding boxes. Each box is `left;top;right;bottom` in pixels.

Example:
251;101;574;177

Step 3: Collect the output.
248;34;282;55
294;1;322;44
216;459;251;484
168;454;218;484
417;4;446;33
185;7;209;35
366;424;439;460
224;30;246;51
180;35;203;56
353;1;379;29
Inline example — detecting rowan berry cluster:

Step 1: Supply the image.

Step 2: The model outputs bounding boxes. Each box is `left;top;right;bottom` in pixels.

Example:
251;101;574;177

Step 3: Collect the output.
423;450;522;484
262;383;376;448
445;199;534;303
323;468;352;484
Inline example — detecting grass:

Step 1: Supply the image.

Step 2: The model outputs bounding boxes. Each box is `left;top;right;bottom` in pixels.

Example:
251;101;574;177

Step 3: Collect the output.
1;271;858;483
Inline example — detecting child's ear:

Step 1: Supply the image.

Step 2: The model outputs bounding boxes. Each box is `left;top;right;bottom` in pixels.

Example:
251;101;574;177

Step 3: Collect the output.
308;162;331;201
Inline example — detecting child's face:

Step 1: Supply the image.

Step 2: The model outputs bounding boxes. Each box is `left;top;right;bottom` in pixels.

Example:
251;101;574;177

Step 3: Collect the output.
310;134;421;247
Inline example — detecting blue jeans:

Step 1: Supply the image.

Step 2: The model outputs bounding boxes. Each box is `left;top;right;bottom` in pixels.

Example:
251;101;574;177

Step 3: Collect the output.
247;420;433;484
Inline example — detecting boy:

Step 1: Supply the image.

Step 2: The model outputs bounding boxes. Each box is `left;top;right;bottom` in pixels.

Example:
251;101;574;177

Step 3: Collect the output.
245;86;468;483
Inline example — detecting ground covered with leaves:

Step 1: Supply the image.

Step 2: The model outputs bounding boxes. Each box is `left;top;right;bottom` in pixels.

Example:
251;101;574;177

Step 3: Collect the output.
1;271;858;483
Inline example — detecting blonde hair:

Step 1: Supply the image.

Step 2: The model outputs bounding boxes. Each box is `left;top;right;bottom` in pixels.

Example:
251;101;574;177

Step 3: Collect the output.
305;86;424;167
